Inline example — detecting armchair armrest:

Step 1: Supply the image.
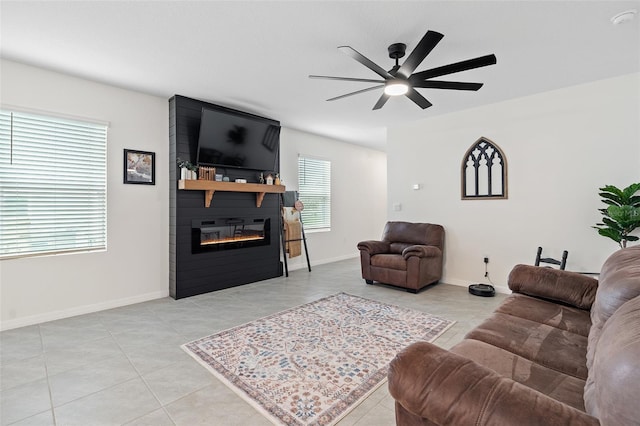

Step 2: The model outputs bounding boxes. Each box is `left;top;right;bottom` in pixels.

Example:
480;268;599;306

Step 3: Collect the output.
508;264;598;310
402;245;441;260
357;240;390;255
388;342;599;426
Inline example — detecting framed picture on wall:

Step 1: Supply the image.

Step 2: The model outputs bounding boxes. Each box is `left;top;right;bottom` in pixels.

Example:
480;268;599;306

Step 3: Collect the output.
124;149;155;185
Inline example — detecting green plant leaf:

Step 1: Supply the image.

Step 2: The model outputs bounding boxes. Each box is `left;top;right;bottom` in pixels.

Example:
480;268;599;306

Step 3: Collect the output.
599;193;623;206
597;227;622;243
600;199;619;207
608;205;640;225
600;185;624;198
602;217;623;230
626;235;640;242
622;183;640;198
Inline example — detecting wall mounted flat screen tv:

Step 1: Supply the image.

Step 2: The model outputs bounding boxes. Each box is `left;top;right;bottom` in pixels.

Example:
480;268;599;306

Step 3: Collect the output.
196;106;280;171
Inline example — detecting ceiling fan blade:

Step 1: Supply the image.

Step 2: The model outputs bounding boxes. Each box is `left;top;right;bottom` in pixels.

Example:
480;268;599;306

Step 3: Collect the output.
412;80;484;91
372;93;390;110
405;88;433;109
309;75;385;84
397;31;444;78
338;46;393;79
410;54;497;81
326;85;385;101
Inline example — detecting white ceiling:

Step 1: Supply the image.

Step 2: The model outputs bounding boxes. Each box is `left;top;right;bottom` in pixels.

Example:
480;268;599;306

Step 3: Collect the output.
1;1;639;150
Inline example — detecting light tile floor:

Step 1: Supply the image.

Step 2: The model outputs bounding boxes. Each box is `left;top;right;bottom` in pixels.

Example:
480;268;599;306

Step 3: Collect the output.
0;258;506;426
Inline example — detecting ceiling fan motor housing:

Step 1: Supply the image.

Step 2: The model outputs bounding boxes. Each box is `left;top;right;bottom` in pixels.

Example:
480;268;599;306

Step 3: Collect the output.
388;43;406;60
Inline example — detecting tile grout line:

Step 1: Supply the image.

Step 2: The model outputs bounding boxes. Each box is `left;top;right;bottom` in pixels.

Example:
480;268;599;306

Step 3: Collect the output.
35;323;59;426
106;309;179;426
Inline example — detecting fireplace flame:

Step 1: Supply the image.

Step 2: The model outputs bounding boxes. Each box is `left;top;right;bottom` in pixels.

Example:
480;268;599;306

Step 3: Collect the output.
201;235;264;246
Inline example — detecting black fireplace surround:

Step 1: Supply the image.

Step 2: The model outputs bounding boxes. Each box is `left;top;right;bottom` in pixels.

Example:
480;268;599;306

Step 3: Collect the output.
169;95;283;299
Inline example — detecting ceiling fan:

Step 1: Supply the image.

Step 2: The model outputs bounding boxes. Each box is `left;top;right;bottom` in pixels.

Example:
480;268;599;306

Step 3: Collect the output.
309;30;497;110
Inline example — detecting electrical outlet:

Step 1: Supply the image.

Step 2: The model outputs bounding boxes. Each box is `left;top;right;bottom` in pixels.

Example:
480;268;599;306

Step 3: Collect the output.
484;256;489;264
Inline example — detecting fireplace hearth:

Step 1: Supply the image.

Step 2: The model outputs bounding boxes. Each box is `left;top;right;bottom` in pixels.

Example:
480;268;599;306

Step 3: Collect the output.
192;218;270;253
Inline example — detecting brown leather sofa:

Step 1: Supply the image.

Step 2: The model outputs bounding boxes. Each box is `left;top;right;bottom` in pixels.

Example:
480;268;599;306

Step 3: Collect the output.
388;246;640;425
357;222;444;293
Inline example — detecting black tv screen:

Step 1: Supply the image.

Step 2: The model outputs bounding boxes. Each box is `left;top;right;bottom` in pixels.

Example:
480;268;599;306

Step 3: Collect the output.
196;107;280;171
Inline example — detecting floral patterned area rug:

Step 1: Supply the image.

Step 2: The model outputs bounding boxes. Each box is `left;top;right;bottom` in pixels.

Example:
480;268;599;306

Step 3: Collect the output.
182;292;454;426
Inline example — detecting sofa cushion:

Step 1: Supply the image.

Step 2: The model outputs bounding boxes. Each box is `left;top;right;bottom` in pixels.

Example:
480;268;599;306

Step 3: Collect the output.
508;264;598;310
451;339;587;411
584;295;640;424
496;293;592;337
465;312;588;379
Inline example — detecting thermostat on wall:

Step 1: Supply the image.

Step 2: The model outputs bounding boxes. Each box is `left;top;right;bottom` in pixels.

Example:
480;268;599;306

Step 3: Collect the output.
235;178;247;183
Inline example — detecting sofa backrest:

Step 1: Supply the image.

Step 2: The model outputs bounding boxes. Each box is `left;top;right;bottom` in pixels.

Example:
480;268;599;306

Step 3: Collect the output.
381;222;444;254
590;246;640;328
584;246;640;424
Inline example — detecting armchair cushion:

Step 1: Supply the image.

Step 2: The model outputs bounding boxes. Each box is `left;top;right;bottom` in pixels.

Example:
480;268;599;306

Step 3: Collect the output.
381;221;444;249
371;254;407;271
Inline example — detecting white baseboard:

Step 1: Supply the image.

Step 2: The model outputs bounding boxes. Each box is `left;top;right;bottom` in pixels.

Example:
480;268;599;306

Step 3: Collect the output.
0;290;169;331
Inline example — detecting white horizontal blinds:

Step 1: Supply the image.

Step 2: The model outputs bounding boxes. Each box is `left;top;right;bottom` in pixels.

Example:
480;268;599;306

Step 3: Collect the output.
0;109;107;259
298;156;331;230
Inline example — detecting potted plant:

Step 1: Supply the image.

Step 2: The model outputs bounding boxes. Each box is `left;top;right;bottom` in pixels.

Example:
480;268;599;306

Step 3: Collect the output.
177;158;198;180
593;183;640;248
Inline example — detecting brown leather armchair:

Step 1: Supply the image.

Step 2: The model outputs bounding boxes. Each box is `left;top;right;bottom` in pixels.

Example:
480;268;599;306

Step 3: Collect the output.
357;221;444;293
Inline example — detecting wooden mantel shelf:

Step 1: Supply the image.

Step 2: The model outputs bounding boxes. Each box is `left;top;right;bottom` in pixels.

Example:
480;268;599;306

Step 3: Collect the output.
178;180;285;208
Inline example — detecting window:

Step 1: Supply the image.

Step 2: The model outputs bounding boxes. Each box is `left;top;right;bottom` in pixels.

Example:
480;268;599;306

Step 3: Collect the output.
0;109;108;259
297;156;331;230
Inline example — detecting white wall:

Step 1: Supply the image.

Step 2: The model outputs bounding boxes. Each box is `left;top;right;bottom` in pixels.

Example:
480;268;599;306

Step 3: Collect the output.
387;73;640;293
0;61;388;329
279;128;387;271
0;60;170;330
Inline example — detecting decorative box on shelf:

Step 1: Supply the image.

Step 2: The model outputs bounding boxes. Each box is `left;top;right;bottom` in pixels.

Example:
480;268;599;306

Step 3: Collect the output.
178;180;285;208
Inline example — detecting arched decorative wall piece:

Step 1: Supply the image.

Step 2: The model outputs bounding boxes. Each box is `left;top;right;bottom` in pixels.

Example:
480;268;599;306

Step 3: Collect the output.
461;137;507;199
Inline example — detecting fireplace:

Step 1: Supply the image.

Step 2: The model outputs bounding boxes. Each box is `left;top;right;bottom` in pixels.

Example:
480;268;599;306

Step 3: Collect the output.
170;95;283;299
192;218;270;253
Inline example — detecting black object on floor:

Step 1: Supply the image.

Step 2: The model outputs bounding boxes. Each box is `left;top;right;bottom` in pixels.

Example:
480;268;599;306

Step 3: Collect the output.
469;284;495;297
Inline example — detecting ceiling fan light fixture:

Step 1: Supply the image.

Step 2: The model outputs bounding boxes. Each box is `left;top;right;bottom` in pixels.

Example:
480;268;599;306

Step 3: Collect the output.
384;80;409;96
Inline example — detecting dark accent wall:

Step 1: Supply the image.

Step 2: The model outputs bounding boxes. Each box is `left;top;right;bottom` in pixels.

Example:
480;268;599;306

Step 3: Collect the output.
169;95;282;299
